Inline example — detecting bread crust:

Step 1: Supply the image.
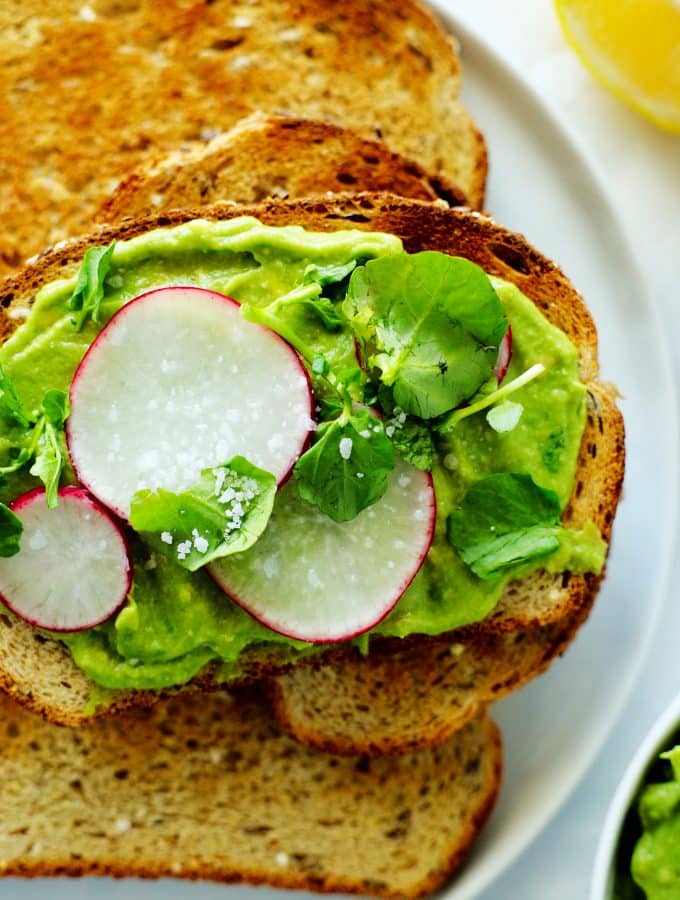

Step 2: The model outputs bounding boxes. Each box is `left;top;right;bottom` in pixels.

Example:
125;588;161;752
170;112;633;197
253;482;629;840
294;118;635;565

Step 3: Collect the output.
0;692;502;898
0;194;625;727
96;112;470;222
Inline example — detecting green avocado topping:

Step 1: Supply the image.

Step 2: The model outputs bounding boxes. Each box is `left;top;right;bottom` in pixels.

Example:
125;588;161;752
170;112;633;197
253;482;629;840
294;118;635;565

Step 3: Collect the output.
629;746;680;900
0;217;606;693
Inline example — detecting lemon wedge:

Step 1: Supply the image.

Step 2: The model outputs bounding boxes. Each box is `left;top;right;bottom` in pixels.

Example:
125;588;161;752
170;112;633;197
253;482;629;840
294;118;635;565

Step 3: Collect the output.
554;0;680;133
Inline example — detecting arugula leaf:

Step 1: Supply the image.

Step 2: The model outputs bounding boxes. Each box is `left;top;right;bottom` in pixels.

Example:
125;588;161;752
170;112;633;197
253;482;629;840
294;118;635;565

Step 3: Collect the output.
68;241;116;331
294;408;395;522
292;296;344;331
41;389;70;428
129;456;276;572
0;503;22;557
242;282;345;361
344;252;507;419
447;473;563;579
303;260;358;287
0;362;30;428
29;426;64;509
0;370;70;506
27;390;70;509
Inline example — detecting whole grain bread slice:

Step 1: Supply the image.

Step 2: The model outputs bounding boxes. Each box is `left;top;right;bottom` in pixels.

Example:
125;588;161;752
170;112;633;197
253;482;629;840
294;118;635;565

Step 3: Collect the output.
0;194;625;728
0;690;501;898
95;126;623;756
0;0;485;276
96;112;469;222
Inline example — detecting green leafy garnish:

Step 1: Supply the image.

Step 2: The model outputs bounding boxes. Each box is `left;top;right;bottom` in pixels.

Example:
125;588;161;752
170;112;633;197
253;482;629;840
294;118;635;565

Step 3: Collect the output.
447;473;565;579
242;282;343;360
387;417;433;471
377;388;434;472
0;362;30;428
0;503;23;557
303;260;358;287
28;390;70;509
294;405;395;523
437;363;544;432
344;252;507;419
129;456;276;572
0;369;70;507
68;241;117;331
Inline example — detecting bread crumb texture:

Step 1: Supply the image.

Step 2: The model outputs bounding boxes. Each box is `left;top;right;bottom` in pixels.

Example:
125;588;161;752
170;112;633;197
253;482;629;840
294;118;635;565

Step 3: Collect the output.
0;0;486;274
0;690;501;897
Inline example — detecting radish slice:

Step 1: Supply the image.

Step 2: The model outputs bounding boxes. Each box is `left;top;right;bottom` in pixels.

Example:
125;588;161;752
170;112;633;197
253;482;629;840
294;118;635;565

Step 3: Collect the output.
209;459;435;643
67;287;313;517
494;326;512;384
0;487;131;632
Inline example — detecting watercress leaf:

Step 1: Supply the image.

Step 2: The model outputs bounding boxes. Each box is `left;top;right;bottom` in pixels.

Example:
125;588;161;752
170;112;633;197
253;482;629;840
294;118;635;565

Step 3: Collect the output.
0;362;30;428
0;502;22;557
129;456;276;572
303;260;358;287
388;418;433;471
447;473;563;579
456;526;561;580
41;389;70;429
29;424;65;509
68;240;116;331
344;251;507;418
294;409;394;522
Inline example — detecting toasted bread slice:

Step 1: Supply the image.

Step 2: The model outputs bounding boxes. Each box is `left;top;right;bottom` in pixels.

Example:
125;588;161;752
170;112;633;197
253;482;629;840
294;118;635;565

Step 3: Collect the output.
96;112;469;223
0;691;501;897
0;0;485;276
0;194;624;728
94;128;624;756
267;607;589;756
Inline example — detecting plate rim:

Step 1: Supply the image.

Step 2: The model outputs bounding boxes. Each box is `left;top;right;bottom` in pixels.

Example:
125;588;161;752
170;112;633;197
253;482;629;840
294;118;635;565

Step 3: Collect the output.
429;5;680;898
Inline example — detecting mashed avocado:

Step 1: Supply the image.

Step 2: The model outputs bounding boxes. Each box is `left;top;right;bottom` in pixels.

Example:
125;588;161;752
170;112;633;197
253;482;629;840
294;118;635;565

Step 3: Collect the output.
0;217;606;691
630;746;680;899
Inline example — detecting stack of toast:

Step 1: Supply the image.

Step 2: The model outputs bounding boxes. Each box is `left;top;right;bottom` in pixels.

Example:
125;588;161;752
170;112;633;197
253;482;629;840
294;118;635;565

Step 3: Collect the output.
0;1;624;896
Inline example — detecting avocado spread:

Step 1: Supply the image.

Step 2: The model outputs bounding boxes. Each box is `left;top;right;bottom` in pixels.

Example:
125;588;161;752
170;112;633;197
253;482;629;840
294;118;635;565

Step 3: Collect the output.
630;745;680;900
0;217;605;691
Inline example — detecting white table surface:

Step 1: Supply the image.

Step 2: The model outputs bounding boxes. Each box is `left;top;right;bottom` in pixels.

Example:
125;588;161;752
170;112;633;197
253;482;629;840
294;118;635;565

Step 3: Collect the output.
440;2;680;898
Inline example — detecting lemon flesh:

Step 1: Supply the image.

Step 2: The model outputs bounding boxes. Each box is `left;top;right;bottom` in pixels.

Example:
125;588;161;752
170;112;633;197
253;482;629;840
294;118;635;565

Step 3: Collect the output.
555;0;680;133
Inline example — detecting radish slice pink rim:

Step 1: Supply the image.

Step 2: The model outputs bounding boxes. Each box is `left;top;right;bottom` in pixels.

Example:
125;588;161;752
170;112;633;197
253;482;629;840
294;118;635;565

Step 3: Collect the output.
66;286;314;519
208;462;436;644
0;486;132;633
494;325;513;384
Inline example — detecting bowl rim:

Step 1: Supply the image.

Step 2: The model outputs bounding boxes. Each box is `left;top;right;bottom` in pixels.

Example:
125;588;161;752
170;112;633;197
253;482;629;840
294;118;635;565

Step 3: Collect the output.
591;689;680;899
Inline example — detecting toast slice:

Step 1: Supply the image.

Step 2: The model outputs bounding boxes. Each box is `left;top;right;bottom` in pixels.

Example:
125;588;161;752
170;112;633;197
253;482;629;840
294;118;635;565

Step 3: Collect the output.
0;690;501;897
0;0;485;276
96;112;469;223
0;194;625;729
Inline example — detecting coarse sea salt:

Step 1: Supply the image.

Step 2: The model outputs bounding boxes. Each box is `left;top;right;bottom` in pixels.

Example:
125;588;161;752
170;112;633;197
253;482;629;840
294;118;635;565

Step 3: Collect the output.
339;437;353;460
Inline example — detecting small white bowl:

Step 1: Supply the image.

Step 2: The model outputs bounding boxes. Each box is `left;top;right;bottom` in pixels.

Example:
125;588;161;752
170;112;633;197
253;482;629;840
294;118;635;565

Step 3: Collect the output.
592;691;680;899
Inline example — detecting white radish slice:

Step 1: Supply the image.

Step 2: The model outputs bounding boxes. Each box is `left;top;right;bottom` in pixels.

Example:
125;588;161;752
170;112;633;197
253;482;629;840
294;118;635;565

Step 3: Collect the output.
0;487;131;632
209;459;435;643
67;286;313;518
494;325;513;384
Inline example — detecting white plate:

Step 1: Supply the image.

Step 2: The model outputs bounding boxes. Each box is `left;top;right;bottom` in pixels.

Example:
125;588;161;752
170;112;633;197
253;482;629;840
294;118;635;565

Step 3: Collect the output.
4;11;677;900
